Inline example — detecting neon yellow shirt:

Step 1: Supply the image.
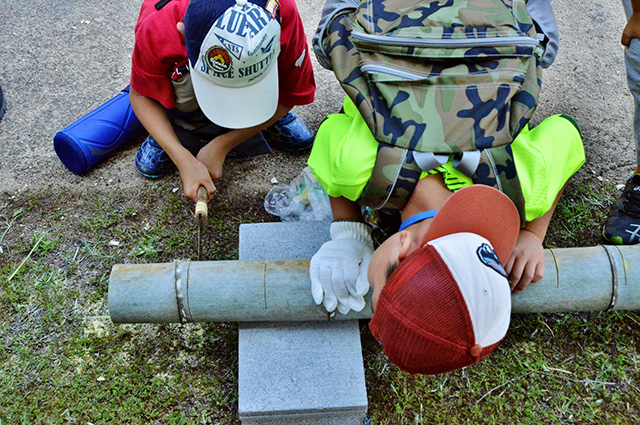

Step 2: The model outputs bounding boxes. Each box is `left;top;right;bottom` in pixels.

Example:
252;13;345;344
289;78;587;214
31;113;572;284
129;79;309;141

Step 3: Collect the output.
308;97;585;222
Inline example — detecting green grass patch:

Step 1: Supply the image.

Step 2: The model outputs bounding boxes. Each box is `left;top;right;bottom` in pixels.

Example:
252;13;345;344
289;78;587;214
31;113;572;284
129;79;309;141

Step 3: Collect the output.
0;186;250;423
547;184;616;247
362;311;640;424
0;182;638;424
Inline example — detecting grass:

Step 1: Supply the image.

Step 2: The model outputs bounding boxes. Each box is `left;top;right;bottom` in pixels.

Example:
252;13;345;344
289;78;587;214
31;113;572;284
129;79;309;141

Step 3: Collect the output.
547;184;619;247
0;184;248;424
361;310;640;424
0;181;639;424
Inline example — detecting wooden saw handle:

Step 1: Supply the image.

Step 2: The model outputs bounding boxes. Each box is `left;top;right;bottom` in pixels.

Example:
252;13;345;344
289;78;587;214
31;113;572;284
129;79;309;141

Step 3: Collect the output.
195;186;208;225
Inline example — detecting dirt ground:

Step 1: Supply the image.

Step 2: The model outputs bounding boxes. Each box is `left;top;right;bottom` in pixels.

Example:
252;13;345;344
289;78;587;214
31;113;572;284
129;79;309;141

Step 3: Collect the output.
0;0;634;196
0;0;633;258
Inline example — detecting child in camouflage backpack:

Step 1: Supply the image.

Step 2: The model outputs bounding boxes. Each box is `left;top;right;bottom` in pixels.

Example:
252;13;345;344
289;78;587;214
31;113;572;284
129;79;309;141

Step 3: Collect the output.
308;96;584;311
305;0;585;375
307;98;584;376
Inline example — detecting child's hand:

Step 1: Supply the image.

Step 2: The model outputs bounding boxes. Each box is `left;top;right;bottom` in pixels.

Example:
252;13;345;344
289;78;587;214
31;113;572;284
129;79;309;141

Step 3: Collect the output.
504;229;544;294
179;157;216;203
196;138;228;182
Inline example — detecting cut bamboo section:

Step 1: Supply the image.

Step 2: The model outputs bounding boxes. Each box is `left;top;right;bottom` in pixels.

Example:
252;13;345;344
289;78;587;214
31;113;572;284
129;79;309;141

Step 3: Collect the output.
108;245;639;323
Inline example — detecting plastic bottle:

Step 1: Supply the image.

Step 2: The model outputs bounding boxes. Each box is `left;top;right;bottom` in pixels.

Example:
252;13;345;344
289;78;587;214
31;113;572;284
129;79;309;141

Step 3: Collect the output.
53;86;145;174
264;167;333;222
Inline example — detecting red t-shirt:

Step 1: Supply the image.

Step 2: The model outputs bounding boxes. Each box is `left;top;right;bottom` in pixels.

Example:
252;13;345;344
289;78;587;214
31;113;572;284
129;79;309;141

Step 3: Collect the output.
130;0;315;110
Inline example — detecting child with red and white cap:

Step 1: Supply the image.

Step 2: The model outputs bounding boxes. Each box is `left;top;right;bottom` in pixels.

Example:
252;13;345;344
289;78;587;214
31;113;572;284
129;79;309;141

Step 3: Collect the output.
367;185;519;374
307;96;584;374
129;0;315;202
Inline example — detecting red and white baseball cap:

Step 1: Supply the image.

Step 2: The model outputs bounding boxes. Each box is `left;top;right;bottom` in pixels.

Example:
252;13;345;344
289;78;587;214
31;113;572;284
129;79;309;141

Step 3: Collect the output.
184;0;281;128
369;185;520;375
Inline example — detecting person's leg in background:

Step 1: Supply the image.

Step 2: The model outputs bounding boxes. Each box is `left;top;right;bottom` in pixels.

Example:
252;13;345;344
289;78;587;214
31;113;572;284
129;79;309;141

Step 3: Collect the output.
603;0;640;244
0;84;6;121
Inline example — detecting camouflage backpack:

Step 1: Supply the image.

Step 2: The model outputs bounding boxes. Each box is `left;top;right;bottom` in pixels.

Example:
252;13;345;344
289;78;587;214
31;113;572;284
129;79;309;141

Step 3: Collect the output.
324;0;544;222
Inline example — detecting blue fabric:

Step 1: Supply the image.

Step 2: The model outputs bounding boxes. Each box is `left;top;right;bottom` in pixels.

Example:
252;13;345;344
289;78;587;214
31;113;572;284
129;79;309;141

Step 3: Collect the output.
135;135;176;178
0;84;5;122
262;111;315;152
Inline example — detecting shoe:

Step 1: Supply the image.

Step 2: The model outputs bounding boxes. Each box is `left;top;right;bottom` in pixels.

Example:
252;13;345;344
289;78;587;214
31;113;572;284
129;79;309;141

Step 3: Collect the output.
135;135;176;178
0;85;6;122
262;111;314;152
603;174;640;244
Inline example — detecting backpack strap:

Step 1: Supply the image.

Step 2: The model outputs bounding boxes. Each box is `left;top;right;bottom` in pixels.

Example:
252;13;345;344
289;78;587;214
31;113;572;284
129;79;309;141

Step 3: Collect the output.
413;152;449;173
526;0;558;68
452;151;482;178
155;0;172;10
359;145;421;212
413;150;482;178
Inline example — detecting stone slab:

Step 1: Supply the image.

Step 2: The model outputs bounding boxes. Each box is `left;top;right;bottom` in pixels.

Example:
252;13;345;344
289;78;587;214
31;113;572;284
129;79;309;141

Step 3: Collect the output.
238;221;333;261
239;413;366;425
238;221;367;425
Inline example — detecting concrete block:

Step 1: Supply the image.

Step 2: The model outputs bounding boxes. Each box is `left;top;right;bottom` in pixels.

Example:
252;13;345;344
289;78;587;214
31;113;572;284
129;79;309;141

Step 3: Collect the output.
239;414;366;425
238;321;367;424
238;221;367;425
238;221;332;261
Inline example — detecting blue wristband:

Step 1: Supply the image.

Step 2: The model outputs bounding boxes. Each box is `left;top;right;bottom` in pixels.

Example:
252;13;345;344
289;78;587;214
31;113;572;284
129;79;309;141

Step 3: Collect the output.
398;209;438;231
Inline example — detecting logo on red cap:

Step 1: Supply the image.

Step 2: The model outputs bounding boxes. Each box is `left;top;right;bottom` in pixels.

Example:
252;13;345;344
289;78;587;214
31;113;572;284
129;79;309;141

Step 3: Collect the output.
476;243;507;278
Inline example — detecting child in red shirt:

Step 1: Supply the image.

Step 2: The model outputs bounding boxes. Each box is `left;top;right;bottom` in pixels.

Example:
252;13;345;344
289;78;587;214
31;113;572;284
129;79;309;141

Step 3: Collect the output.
130;0;316;201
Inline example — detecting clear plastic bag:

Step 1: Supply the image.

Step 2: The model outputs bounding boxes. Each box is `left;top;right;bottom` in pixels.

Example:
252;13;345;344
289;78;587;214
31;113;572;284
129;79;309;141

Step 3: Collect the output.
265;167;333;222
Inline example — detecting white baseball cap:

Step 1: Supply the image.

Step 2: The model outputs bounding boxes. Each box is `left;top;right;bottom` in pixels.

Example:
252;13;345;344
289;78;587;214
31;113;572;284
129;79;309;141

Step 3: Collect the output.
184;0;281;128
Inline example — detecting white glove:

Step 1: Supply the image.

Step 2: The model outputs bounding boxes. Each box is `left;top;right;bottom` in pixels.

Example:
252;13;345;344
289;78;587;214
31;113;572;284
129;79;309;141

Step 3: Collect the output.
310;221;374;314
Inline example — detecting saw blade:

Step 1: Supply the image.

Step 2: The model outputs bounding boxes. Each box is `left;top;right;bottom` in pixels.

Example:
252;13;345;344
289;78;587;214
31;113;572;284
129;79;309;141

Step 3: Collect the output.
197;216;204;261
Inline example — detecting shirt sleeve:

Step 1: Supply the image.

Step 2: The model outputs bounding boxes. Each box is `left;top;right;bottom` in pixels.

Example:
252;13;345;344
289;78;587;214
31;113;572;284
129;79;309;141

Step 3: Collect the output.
312;0;360;70
526;0;558;68
277;0;316;107
512;115;585;221
308;97;378;201
130;1;188;109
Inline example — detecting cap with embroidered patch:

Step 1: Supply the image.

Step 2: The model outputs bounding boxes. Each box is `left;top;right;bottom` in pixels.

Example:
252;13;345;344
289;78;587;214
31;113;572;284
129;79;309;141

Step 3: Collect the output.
369;185;520;375
184;0;281;128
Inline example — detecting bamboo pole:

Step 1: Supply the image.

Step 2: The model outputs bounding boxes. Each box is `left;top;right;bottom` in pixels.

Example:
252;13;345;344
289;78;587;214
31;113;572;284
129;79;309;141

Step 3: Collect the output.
108;245;640;324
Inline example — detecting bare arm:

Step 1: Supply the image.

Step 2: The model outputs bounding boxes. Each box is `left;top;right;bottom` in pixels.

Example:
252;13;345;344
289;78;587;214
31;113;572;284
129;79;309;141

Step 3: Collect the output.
195;104;291;184
520;190;560;241
131;84;291;202
505;187;564;294
329;196;362;221
622;0;640;47
129;86;215;202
